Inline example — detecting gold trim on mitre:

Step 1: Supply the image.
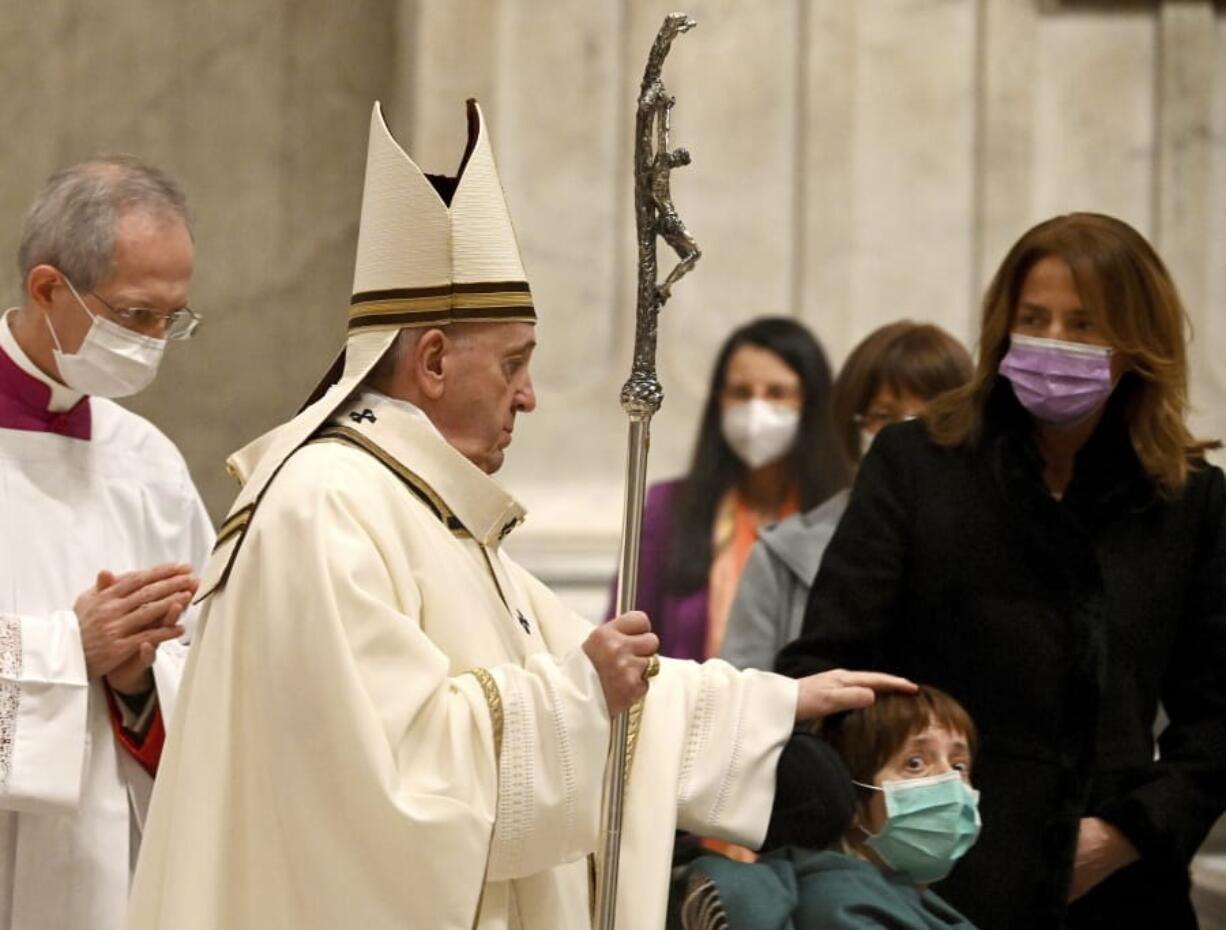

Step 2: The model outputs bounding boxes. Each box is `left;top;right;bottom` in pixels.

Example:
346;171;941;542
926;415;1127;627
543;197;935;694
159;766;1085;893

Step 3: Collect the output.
348;281;535;333
348;100;536;334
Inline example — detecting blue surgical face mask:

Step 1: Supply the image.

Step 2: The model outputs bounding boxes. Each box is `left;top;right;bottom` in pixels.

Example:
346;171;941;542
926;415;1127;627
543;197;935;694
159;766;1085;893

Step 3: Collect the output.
854;771;981;885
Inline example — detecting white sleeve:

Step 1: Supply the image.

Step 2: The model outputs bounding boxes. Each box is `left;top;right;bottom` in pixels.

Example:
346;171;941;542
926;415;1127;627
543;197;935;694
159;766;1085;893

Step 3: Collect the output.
177;480;216;646
490;560;799;877
152;475;213;724
0;610;89;813
610;659;799;929
484;646;610;881
491;557;801;876
670;661;797;846
183;485;215;571
151;638;189;729
495;548;803;929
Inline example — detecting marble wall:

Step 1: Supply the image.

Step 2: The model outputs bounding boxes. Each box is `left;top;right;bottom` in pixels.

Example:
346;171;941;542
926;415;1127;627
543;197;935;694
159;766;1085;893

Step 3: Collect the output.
2;0;1224;605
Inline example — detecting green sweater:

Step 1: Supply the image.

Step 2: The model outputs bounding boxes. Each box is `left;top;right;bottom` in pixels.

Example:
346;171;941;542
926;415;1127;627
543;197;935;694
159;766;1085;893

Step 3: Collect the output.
686;848;979;930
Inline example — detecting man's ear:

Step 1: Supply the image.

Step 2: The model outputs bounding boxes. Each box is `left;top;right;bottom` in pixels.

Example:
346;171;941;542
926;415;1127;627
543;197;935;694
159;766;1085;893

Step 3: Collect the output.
414;328;449;401
26;265;61;312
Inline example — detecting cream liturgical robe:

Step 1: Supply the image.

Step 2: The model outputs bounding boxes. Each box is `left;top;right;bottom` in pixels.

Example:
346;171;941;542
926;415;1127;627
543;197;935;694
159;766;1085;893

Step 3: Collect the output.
129;391;798;930
0;319;214;930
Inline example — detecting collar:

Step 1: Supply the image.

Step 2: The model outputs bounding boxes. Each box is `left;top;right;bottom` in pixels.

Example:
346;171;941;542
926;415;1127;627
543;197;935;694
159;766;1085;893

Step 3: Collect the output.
328;392;526;546
0;309;86;412
357;388;443;437
0;309;90;439
757;489;849;580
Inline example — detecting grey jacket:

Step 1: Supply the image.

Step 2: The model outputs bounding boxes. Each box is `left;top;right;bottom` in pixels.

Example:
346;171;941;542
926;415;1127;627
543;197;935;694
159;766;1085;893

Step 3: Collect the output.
720;490;849;670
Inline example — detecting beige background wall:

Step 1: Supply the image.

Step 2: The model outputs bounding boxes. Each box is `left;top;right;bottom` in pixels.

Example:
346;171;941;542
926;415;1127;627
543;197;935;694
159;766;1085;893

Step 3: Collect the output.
2;0;1222;594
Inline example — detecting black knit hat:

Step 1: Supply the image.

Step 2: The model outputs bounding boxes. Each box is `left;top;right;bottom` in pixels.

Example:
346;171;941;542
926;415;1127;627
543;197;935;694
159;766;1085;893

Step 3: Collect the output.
760;729;856;852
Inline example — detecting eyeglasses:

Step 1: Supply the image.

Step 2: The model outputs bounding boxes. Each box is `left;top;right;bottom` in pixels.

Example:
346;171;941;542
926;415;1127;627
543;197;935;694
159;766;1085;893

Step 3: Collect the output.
89;291;201;341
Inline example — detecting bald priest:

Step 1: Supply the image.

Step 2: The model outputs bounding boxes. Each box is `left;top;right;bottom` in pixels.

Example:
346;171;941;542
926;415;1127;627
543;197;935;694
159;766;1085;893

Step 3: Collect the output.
126;101;909;930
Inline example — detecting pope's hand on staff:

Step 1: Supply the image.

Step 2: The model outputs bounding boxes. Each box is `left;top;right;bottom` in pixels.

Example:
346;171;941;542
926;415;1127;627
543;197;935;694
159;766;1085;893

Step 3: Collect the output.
795;668;917;721
583;611;659;716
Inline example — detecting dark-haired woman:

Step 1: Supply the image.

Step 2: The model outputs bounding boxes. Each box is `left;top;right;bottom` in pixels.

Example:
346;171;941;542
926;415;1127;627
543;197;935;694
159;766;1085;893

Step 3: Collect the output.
611;316;849;663
722;320;972;671
778;213;1226;929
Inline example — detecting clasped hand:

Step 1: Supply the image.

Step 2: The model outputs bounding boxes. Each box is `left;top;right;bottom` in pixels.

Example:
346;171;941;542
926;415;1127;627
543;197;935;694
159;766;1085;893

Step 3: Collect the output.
74;562;197;695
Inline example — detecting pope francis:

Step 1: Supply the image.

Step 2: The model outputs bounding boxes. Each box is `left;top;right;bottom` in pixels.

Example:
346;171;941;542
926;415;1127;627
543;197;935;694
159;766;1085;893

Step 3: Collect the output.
126;100;910;930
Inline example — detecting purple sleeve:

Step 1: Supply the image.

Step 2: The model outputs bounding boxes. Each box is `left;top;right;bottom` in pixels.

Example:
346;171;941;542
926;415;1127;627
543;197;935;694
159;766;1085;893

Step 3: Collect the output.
604;482;712;661
604;481;679;623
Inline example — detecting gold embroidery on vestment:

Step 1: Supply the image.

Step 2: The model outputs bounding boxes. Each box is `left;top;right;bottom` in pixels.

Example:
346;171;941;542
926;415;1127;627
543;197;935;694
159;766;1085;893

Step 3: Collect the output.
465;667;504;761
214;504;254;549
463;665;504;930
624;699;645;785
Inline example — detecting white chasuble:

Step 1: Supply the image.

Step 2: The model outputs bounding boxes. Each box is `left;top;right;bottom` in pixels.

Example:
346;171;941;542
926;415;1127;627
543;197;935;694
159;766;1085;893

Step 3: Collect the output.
0;403;213;930
128;393;797;930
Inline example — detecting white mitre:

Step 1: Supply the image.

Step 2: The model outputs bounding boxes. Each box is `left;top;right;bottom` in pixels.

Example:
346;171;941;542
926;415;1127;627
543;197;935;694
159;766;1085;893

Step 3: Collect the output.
197;99;534;601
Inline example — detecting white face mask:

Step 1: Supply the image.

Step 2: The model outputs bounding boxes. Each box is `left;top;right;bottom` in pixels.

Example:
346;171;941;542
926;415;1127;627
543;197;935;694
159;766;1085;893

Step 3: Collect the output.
46;280;166;398
720;399;801;470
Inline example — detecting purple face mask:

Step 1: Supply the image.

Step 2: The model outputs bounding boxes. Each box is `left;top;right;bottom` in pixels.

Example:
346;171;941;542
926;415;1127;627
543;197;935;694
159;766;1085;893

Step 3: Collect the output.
998;333;1115;427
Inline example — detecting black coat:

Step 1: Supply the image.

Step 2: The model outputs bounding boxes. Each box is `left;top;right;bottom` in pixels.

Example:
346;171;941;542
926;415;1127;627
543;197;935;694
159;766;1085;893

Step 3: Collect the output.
776;384;1226;930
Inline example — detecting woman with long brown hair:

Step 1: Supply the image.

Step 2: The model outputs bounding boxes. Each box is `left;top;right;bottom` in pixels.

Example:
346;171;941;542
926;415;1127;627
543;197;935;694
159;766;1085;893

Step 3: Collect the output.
778;213;1226;929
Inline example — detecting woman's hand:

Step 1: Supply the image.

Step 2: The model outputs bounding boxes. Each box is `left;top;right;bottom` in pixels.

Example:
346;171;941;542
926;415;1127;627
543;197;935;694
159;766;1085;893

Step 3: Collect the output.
795;668;917;721
1067;817;1139;902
